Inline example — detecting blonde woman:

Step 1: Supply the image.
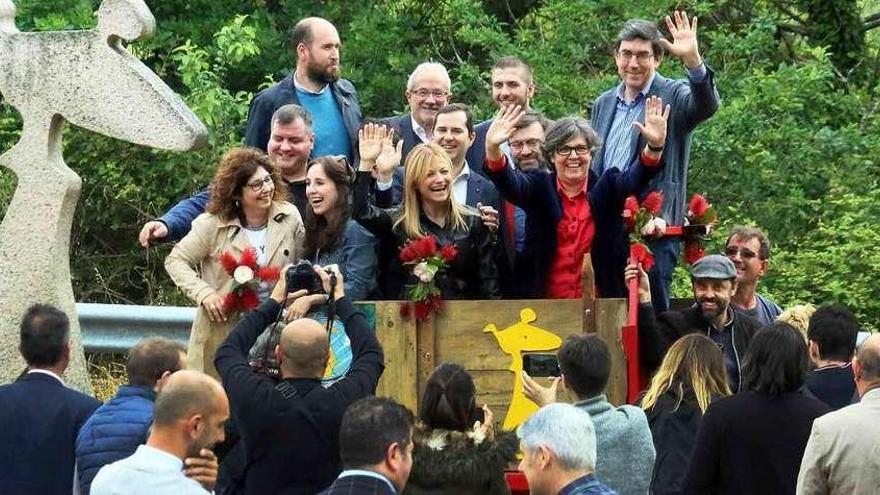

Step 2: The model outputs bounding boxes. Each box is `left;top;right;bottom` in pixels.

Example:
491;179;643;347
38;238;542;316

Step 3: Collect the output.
165;148;304;376
353;125;499;299
641;334;730;495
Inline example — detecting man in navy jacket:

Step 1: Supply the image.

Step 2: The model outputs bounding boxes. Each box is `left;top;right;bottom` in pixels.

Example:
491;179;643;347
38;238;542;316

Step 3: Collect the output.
382;62;453;162
0;304;101;495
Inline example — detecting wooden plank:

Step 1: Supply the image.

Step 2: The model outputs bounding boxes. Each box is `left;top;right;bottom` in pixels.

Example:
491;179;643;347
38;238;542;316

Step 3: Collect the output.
374;301;419;411
416;316;437;403
595;298;629;406
581;254;597;334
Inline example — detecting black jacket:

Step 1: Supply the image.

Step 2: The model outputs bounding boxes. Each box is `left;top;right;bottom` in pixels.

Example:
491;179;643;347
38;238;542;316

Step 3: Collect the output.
638;304;761;391
682;391;831;495
644;390;708;495
353;172;500;299
214;297;384;494
319;474;397;495
404;423;518;495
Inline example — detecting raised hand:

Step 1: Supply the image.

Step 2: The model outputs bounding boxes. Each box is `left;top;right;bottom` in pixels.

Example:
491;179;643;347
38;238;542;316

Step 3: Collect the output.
357;123;390;171
374;133;403;182
659;10;702;69
485;104;525;159
633;95;670;148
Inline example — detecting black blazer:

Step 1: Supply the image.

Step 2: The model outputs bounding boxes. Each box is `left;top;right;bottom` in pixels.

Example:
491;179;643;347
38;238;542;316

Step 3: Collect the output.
0;372;100;495
318;474;397;495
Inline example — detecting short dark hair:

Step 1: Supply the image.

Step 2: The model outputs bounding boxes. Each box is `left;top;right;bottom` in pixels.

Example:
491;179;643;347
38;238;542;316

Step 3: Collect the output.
542;117;601;165
126;337;187;387
339;397;414;469
742;322;809;397
420;362;478;431
513;110;551;132
434;103;474;135
615;19;665;58
557;335;611;399
807;305;859;362
271;104;313;133
19;304;69;367
727;226;771;260
493;56;534;84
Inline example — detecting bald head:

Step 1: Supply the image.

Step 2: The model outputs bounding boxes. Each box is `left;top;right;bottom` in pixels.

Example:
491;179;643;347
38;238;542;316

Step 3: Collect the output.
278;318;330;378
856;334;880;383
290;17;337;52
153;370;227;426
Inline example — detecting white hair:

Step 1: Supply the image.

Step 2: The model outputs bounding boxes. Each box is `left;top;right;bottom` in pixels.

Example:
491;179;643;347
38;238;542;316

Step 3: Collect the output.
517;403;597;472
406;62;451;92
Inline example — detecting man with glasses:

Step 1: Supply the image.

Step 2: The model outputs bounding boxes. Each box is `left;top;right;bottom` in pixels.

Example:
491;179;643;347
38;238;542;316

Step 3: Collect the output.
383;62;452;161
724;226;783;325
592;11;721;312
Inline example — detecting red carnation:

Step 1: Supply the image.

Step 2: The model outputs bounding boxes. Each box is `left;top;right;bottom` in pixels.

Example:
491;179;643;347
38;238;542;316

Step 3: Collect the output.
219;252;238;275
222;292;240;313
624;196;639;215
257;266;281;282
440;244;458;264
689;193;710;218
240;247;258;269
642;191;664;214
415;236;438;259
240;288;260;310
630;242;655;272
429;295;444;313
683;241;705;265
414;301;432;321
399;302;411;320
399;242;415;263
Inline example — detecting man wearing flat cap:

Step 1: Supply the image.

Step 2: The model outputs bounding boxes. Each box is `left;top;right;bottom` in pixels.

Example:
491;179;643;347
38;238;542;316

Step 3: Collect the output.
625;255;762;392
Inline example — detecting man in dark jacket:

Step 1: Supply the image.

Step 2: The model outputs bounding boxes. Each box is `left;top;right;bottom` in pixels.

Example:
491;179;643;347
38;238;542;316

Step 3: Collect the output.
75;337;217;494
804;304;860;409
626;254;762;392
0;304;101;495
214;264;385;494
245;17;361;164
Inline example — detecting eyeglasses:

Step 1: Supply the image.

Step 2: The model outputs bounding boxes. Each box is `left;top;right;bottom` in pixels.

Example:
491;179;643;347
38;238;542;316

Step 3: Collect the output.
724;246;759;260
617;50;654;63
510;139;543;151
411;89;449;100
246;175;274;192
555;145;594;157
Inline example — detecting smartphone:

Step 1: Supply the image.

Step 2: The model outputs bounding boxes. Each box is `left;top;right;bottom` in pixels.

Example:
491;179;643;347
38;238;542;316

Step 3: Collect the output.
523;353;560;377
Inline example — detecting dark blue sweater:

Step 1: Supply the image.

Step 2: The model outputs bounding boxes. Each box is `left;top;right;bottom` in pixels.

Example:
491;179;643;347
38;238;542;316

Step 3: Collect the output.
75;385;156;495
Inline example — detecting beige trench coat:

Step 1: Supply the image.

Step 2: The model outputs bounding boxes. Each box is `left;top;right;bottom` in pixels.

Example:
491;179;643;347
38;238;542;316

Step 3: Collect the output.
165;201;304;377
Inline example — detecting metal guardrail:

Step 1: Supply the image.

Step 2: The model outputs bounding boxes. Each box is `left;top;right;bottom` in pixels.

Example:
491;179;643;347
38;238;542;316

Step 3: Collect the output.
77;303;194;353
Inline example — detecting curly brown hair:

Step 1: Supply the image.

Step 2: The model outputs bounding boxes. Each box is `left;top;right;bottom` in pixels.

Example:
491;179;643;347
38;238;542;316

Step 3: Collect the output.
206;147;288;221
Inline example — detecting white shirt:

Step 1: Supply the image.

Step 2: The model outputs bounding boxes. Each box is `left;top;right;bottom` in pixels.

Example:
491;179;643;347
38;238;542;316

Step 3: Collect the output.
27;368;64;384
243;226;268;266
410;115;430;143
451;162;471;204
293;71;328;95
91;445;209;495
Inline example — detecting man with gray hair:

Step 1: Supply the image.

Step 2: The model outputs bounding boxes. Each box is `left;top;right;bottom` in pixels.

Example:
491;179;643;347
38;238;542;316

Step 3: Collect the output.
517;403;616;495
592;11;720;313
383;61;453;160
724;225;783;325
797;333;880;494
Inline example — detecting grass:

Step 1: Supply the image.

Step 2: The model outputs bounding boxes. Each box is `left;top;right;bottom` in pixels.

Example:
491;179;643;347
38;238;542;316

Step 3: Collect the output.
86;353;127;402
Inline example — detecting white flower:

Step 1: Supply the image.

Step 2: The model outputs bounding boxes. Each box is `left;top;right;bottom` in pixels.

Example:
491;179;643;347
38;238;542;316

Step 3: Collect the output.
425;431;448;451
413;261;434;283
467;422;487;445
233;265;254;284
640;217;667;237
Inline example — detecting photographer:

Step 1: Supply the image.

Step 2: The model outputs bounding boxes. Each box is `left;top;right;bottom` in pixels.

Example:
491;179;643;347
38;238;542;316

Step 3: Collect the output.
214;264;385;494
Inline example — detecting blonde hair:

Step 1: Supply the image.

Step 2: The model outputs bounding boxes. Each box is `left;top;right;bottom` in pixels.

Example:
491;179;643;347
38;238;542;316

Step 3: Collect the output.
394;143;470;238
776;304;816;342
641;334;731;414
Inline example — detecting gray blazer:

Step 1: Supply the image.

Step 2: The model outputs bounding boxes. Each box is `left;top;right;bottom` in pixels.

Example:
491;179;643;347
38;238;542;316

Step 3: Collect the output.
796;387;880;495
591;68;720;224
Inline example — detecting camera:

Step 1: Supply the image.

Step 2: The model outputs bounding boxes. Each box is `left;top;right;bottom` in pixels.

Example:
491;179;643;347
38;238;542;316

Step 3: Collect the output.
285;260;323;294
523;353;560;378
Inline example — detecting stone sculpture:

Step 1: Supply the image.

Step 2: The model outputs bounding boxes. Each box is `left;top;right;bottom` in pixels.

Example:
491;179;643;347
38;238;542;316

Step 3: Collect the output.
0;0;207;391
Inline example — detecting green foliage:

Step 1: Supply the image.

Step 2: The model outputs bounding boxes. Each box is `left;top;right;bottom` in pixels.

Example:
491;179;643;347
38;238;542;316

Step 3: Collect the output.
0;0;878;329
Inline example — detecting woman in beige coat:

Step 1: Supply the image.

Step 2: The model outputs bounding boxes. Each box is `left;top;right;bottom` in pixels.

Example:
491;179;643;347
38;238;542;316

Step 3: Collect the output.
165;147;304;376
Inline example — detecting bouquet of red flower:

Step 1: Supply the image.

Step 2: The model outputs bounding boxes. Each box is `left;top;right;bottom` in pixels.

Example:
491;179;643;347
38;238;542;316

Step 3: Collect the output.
218;247;281;314
682;193;719;265
398;235;458;321
622;191;666;270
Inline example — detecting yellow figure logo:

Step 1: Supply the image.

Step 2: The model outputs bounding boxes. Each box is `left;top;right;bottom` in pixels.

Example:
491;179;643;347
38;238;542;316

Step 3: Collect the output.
484;308;563;430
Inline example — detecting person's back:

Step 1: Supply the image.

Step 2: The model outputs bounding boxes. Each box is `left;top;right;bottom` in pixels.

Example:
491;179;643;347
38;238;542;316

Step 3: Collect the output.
804;305;860;410
575;395;653;495
0;304;101;495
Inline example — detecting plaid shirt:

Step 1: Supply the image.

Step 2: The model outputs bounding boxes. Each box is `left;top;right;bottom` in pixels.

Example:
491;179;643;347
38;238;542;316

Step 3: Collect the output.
558;474;618;495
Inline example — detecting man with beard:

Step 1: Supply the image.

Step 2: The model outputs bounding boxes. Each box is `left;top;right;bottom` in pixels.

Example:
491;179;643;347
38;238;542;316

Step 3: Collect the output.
245;17;361;164
383;62;452;161
91;370;230;495
466;56;536;175
138;104;314;246
625;255;761;392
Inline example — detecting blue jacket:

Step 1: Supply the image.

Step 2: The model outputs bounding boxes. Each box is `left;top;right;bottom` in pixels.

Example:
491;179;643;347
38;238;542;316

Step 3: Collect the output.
0;372;101;495
312;219;379;300
244;73;362;165
75;385;156;495
485;155;659;298
591;68;720;225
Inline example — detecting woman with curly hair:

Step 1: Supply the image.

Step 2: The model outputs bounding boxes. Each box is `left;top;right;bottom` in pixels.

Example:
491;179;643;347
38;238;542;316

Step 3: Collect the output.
405;363;517;495
165;147;304;376
640;334;730;495
353;125;499;299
